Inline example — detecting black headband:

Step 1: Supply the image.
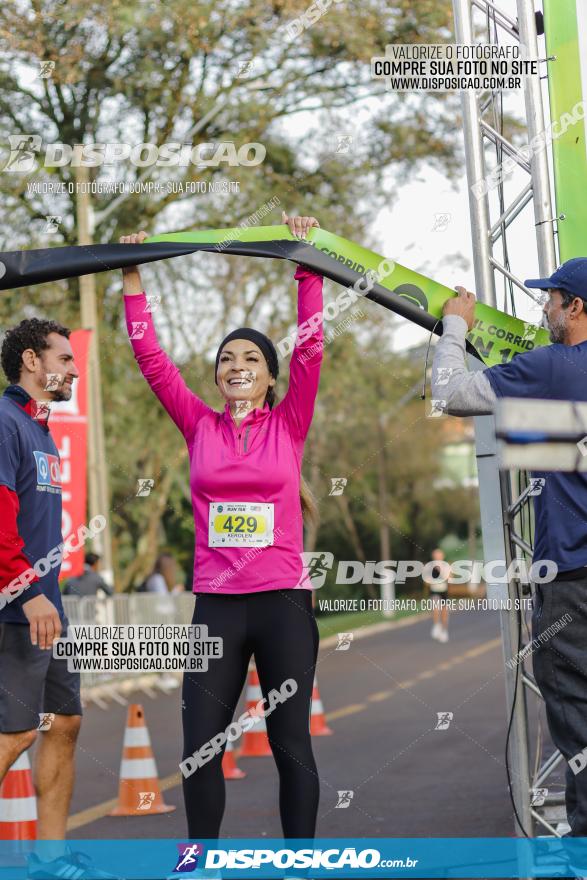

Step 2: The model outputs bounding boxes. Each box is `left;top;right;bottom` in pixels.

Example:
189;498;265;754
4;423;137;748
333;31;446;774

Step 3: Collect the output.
214;328;279;385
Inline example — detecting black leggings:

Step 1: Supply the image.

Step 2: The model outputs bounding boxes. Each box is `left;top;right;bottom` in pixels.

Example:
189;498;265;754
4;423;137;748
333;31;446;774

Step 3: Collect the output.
181;588;320;839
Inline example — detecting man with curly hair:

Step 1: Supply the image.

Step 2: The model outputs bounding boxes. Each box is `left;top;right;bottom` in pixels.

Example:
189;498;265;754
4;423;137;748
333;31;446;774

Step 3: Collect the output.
0;318;90;868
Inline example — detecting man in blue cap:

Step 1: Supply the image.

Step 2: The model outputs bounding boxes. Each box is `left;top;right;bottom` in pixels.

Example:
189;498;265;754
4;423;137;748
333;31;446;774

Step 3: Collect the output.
431;258;587;837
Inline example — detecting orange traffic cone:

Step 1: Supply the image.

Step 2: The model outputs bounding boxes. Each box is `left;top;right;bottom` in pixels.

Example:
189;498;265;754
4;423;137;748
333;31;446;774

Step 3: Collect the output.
0;750;37;840
222;740;246;780
109;704;175;816
240;667;272;757
310;676;333;736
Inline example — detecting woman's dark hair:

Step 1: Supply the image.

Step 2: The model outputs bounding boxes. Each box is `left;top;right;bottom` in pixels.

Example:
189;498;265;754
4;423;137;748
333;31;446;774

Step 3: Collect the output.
1;318;70;384
153;553;176;591
153;553;174;574
264;386;319;528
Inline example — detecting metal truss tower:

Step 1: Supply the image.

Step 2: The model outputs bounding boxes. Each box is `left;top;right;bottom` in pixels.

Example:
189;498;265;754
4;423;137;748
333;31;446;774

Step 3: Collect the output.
451;0;560;838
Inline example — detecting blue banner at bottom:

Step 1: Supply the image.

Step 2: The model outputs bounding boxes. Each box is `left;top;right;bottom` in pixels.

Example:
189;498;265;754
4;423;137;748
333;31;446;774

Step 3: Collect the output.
1;837;586;879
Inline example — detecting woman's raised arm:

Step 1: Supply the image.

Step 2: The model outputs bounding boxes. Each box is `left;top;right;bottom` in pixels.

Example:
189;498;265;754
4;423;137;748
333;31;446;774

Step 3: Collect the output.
275;214;324;441
120;231;213;439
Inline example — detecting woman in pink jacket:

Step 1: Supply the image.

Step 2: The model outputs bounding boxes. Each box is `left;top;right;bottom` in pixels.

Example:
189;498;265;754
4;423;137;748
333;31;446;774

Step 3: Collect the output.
121;213;323;841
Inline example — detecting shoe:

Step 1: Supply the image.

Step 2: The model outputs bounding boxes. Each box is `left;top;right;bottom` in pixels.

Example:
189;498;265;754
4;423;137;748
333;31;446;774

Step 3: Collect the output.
28;849;119;879
438;627;449;643
431;623;442;640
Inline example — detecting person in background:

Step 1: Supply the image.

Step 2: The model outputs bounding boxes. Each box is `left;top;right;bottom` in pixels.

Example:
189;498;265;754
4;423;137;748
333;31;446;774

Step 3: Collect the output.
63;552;112;599
428;548;450;643
144;553;181;691
145;553;177;594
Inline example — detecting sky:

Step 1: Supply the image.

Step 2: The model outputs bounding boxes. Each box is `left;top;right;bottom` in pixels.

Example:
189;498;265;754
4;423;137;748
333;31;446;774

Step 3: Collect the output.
374;0;554;352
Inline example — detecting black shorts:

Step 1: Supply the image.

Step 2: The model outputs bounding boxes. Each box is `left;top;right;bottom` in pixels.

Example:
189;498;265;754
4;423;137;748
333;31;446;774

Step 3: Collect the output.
0;621;82;733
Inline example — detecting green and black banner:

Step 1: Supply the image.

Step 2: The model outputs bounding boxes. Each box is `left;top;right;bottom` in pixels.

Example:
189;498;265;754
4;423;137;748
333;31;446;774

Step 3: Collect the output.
0;225;549;368
543;0;587;262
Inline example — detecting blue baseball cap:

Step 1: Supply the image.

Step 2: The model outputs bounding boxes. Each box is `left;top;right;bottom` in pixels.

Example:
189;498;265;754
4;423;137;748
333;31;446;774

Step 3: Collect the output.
525;258;587;301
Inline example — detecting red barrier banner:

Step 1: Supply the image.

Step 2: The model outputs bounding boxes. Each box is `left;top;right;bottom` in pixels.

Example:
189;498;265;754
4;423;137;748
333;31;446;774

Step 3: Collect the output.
50;329;91;580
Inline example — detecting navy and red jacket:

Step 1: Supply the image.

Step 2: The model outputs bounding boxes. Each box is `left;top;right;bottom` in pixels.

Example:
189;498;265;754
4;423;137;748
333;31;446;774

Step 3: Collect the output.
0;385;64;624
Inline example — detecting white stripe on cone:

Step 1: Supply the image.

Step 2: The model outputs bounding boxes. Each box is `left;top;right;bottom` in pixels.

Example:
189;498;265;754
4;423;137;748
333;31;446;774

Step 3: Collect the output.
247;685;263;701
0;797;37;823
9;753;31;772
311;699;324;714
123;727;151;748
249;713;267;731
120;758;158;779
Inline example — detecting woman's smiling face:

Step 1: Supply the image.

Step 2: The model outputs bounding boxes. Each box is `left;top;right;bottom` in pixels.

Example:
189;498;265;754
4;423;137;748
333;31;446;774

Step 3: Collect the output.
216;338;275;407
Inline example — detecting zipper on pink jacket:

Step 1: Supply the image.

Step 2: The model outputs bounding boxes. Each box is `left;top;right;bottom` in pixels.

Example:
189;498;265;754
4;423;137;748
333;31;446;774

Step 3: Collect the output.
235;423;251;454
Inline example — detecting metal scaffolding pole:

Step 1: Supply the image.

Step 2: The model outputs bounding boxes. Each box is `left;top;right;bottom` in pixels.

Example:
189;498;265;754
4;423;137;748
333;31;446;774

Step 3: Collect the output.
516;0;558;276
452;0;558;840
452;0;497;308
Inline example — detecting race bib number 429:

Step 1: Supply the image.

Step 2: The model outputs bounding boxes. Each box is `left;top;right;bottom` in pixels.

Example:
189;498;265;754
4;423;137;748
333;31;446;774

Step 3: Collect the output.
208;502;274;548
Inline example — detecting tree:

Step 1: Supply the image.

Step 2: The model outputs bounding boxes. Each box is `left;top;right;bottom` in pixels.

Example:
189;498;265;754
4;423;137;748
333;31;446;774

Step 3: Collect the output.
0;0;464;588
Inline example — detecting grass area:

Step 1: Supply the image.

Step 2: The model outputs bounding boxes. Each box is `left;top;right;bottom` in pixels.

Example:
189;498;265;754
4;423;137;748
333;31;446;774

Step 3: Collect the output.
316;604;424;639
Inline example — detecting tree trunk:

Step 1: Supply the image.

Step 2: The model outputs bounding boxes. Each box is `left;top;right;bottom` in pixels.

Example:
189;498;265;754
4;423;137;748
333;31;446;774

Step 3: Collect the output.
335;493;377;600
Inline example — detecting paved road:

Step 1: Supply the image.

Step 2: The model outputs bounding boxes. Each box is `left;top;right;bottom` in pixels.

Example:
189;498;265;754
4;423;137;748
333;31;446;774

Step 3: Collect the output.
63;608;521;840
